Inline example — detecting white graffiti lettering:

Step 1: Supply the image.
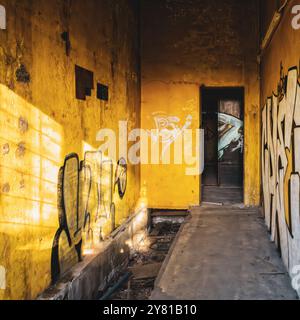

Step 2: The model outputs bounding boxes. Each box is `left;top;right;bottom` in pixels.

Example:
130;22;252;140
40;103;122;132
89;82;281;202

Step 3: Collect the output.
262;66;300;296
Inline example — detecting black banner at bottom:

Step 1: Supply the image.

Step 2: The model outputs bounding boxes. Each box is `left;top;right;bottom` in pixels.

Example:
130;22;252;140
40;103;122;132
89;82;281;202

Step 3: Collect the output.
0;300;298;319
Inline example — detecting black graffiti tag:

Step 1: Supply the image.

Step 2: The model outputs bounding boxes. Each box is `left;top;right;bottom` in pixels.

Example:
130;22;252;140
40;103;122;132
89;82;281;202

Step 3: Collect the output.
114;158;127;199
51;153;128;283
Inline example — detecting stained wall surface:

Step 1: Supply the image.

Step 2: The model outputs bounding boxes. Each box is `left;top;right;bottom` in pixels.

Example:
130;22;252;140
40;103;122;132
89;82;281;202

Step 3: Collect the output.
0;0;141;300
141;0;261;209
260;0;300;296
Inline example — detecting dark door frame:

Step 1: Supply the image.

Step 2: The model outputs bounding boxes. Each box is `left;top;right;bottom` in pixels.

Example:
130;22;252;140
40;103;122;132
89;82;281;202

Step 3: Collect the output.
200;85;245;203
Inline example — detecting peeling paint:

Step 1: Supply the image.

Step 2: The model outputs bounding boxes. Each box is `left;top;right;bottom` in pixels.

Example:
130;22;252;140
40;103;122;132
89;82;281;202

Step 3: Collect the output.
18;117;29;134
2;183;10;193
16;64;30;83
15;142;26;158
2;143;9;155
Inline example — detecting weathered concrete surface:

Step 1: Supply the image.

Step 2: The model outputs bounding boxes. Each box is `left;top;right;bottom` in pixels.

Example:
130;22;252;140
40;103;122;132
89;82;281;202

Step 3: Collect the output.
151;205;298;300
38;209;149;300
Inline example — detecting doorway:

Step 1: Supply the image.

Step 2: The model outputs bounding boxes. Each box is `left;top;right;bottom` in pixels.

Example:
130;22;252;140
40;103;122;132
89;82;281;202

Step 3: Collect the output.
201;87;244;204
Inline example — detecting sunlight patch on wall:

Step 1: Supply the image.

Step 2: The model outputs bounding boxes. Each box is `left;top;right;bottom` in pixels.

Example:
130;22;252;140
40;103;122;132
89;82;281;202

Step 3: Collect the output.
0;84;64;300
0;84;64;226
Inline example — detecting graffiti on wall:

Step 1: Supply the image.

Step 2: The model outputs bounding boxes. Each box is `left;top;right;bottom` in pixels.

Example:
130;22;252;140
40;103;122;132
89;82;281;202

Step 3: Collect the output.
51;152;127;283
262;64;300;279
218;113;243;160
51;154;82;283
114;158;127;199
149;112;193;156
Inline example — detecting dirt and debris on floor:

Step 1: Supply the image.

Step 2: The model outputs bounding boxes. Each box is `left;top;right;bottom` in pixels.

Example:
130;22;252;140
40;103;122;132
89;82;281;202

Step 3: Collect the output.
99;219;184;300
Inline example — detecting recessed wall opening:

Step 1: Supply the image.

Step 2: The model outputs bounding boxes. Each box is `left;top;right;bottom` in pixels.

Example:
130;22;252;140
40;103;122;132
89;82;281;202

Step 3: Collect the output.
201;87;244;204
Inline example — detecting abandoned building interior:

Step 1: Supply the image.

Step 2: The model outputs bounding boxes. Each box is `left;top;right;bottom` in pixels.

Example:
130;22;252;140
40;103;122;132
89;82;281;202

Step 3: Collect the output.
0;0;300;300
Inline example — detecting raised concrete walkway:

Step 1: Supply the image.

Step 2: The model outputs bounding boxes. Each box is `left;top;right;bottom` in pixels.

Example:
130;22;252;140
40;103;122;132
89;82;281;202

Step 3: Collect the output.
151;205;298;300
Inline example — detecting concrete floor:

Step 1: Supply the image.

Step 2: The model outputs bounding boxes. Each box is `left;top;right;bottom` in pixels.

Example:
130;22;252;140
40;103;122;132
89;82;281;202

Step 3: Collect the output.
151;205;298;300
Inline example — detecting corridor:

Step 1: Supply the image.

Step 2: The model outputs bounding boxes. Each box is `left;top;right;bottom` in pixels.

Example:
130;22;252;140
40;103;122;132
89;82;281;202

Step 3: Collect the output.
151;205;298;300
1;0;300;301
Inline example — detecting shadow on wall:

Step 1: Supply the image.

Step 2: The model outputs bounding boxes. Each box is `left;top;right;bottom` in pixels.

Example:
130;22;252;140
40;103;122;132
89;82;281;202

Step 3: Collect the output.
262;64;300;295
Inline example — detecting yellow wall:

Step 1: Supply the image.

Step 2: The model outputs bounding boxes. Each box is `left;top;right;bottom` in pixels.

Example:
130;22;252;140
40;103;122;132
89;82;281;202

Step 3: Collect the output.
141;0;261;209
260;0;300;294
141;83;200;209
0;0;140;300
261;0;300;100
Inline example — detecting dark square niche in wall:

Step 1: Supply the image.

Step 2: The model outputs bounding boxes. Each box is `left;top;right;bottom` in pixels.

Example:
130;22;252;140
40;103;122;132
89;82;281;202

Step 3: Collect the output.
75;65;94;100
97;83;109;101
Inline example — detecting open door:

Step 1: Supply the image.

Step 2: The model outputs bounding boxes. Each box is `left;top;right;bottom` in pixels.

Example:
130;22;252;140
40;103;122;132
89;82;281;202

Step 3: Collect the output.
201;87;244;204
218;100;243;187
